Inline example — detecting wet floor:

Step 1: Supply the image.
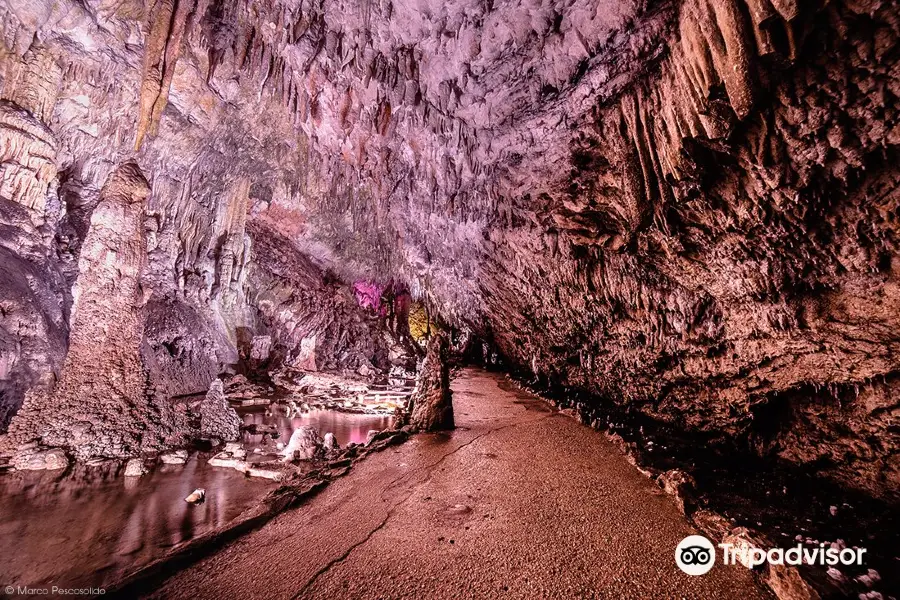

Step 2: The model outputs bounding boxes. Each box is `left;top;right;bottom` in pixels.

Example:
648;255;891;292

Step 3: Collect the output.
0;409;394;591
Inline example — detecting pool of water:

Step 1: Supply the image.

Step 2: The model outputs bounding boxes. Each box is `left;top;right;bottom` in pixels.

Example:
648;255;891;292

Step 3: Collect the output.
0;454;271;590
240;407;394;449
0;409;393;590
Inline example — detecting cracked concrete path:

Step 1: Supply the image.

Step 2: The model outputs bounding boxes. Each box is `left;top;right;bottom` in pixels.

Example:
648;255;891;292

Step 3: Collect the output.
149;369;771;599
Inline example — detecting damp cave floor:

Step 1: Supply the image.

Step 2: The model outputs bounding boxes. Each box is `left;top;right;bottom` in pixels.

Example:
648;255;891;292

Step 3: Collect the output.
146;369;771;599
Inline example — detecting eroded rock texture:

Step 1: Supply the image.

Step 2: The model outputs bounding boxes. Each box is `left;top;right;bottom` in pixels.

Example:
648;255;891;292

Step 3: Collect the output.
4;163;187;460
0;0;896;502
409;333;454;432
199;378;241;442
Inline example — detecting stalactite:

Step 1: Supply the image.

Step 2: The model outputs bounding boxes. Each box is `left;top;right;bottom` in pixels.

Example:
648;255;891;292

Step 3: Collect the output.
134;0;197;151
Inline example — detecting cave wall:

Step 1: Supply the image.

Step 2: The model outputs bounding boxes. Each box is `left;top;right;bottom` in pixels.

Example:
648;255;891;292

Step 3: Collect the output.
484;0;900;501
0;0;896;498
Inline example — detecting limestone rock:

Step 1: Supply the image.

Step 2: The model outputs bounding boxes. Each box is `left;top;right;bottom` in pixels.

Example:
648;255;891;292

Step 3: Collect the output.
160;450;189;465
199;379;241;443
250;335;272;362
323;433;340;452
185;488;205;504
282;426;322;462
13;446;69;471
409;334;454;432
124;458;147;477
3;163;187;459
657;469;697;516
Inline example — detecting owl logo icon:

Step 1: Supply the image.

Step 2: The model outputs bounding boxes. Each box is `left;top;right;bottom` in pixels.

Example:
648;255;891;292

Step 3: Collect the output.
675;535;716;575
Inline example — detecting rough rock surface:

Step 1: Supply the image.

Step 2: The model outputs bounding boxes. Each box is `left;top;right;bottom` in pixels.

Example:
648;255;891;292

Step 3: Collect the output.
124;458;148;477
282;426;323;461
199;378;241;442
323;432;339;451
2;163;187;460
0;0;895;503
409;334;454;432
11;445;69;471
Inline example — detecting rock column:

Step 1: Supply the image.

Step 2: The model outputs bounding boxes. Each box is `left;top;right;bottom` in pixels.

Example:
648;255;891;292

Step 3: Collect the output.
409;333;454;431
5;163;186;462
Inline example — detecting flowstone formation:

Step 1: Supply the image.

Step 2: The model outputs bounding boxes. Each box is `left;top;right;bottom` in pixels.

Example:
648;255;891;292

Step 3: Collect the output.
199;378;241;442
409;334;454;432
3;163;187;462
0;0;895;506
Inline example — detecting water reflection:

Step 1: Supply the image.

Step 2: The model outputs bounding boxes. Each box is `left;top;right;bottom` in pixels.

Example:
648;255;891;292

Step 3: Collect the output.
0;409;393;589
241;407;393;448
0;455;271;589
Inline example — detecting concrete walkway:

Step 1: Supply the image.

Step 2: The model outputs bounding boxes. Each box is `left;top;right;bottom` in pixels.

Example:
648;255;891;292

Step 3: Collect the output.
150;369;770;599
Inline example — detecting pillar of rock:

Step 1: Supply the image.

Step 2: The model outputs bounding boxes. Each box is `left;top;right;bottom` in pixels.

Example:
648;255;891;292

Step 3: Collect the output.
409;333;454;432
4;162;187;461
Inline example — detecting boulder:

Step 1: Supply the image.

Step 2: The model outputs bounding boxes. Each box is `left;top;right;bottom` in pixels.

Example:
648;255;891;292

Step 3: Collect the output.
199;378;241;442
323;433;340;451
408;334;454;431
124;458;147;477
208;452;248;469
657;469;697;515
14;447;70;471
282;426;322;461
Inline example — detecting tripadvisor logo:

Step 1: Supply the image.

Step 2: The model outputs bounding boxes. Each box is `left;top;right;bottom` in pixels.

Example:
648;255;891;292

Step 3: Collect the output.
675;534;868;576
676;535;716;575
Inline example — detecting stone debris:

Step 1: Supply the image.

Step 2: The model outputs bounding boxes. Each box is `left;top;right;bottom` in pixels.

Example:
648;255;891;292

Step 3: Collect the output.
160;450;189;465
270;369;414;416
185;489;205;504
13;446;69;471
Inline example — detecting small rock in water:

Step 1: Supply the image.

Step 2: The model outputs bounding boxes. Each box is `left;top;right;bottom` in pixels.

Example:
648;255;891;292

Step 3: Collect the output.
124;458;147;477
185;488;206;504
160;450;189;465
323;433;340;451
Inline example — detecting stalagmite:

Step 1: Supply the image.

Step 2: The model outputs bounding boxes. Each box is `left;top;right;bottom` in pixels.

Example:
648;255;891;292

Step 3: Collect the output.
3;163;187;461
408;334;454;432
